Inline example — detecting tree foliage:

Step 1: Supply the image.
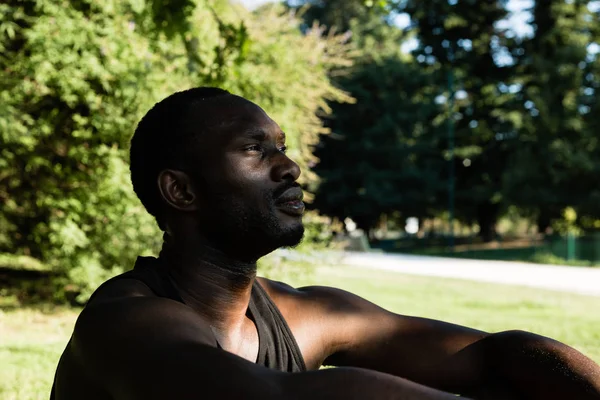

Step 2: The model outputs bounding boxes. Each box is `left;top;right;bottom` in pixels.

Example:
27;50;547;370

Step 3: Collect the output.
313;57;445;233
503;0;599;232
292;0;600;240
289;0;444;234
400;0;522;241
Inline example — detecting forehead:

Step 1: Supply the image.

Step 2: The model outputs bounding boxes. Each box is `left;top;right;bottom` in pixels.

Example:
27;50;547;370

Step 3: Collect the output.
199;96;284;145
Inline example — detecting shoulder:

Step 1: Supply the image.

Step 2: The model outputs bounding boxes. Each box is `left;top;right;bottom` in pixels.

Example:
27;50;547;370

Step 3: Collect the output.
75;272;216;347
256;277;397;366
71;280;216;372
56;282;217;398
86;276;154;306
255;277;391;338
256;276;384;314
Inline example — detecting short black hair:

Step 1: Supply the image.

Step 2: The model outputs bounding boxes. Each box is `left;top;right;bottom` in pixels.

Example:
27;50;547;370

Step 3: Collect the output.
130;87;231;229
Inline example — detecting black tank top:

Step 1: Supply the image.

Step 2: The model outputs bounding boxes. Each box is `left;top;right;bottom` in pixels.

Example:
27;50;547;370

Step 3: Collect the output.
98;256;307;373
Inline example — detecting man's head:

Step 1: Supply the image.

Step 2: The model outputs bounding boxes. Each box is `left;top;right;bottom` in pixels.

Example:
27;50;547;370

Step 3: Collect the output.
130;87;305;261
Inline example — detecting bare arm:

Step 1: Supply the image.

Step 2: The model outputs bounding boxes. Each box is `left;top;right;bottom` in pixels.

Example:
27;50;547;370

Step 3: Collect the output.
306;286;600;399
68;296;464;400
451;329;600;399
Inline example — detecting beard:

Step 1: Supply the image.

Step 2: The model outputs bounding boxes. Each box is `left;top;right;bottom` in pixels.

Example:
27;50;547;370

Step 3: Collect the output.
198;187;304;261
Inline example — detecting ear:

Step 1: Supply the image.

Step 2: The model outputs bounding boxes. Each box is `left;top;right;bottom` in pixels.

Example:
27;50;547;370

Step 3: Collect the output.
157;169;198;212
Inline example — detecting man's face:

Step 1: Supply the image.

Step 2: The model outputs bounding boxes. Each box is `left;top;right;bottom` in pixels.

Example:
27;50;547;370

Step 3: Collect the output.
188;97;305;260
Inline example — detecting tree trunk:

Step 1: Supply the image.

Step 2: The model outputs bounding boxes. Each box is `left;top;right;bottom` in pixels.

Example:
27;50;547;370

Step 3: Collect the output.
379;214;388;236
537;212;551;235
477;202;499;242
417;216;425;237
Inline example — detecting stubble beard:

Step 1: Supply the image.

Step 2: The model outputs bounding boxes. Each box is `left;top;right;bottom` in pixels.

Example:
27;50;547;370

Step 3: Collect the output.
201;191;304;262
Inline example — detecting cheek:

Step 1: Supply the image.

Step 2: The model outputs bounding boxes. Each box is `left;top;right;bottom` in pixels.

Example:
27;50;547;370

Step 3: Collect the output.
197;171;265;212
222;158;268;191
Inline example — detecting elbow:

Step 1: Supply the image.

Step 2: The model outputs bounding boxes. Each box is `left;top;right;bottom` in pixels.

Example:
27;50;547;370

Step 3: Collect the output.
486;329;562;362
490;329;562;350
485;331;600;398
485;329;596;375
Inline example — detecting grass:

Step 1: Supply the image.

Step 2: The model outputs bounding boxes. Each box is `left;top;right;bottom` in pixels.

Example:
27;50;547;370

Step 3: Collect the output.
2;264;600;399
0;301;80;400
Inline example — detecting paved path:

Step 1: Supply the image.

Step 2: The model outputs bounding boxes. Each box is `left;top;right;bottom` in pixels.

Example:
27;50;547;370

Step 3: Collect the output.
334;251;600;297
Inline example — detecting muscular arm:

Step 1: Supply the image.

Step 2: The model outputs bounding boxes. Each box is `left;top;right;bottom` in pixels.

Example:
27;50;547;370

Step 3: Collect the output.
66;295;464;400
307;286;600;399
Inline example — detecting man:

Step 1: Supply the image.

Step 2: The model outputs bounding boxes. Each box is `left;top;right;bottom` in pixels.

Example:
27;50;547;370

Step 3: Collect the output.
52;87;600;399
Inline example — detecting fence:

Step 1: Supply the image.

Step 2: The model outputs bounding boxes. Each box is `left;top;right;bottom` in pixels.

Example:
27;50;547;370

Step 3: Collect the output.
546;233;600;263
370;233;600;265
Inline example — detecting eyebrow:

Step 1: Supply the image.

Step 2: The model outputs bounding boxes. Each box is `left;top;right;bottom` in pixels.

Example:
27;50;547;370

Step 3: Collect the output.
240;128;286;141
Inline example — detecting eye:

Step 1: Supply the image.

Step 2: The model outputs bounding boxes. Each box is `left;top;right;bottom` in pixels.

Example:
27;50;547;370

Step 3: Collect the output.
245;144;263;153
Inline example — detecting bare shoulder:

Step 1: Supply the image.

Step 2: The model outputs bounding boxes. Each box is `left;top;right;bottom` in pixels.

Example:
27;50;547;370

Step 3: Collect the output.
256;276;383;314
256;277;396;368
254;277;385;336
254;277;371;329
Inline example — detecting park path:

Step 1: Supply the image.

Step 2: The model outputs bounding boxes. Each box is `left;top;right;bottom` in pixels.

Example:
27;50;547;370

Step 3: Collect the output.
334;251;600;297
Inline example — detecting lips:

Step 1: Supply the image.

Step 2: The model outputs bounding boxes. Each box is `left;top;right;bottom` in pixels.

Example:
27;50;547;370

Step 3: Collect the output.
275;187;305;216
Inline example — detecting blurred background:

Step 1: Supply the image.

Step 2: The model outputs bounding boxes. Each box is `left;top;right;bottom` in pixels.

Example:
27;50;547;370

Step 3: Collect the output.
1;0;600;398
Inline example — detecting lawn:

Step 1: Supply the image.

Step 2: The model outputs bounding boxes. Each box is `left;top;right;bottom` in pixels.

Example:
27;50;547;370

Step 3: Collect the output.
0;304;79;400
2;263;600;399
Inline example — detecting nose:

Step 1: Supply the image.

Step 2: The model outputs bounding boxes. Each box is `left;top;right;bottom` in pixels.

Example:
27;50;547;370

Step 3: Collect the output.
272;153;301;182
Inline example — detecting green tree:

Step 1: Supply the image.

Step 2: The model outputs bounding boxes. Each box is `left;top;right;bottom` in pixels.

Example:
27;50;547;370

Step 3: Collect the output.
578;3;600;228
312;57;445;234
1;0;174;301
503;0;595;233
288;0;444;235
288;0;376;32
401;0;519;241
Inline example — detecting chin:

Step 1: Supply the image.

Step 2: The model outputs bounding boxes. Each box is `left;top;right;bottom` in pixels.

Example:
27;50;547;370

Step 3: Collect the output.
243;225;304;261
278;225;305;248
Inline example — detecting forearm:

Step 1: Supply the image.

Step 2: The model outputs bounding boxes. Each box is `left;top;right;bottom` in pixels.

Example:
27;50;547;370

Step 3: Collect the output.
469;330;600;399
283;367;470;400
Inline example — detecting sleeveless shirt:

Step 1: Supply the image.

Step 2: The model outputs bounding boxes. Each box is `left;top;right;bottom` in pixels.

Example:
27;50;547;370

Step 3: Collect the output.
94;256;307;373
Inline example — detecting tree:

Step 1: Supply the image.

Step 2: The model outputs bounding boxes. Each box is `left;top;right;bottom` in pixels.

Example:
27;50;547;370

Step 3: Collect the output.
0;0;351;301
1;0;173;301
294;0;600;239
503;0;595;233
288;0;378;32
401;0;519;241
288;0;445;235
578;3;600;228
312;57;445;234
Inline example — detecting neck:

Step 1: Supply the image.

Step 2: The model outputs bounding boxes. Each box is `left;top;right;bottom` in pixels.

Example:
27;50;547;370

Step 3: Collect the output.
158;234;258;332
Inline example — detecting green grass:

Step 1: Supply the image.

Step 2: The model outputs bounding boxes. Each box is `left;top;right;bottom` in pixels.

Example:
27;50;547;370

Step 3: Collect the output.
0;301;80;400
2;264;600;399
